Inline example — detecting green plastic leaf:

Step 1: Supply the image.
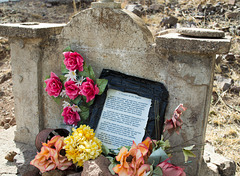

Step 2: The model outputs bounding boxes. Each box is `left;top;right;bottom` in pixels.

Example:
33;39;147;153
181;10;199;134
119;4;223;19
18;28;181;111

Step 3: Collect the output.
58;75;67;83
88;65;95;81
102;144;110;156
108;163;117;175
63;46;72;52
152;166;163;176
61;61;69;74
44;75;50;88
82;96;94;106
148;147;169;167
183;145;195;151
52;96;62;104
182;145;196;163
96;79;108;95
71;96;82;105
78;64;90;78
79;105;89;121
146;165;154;176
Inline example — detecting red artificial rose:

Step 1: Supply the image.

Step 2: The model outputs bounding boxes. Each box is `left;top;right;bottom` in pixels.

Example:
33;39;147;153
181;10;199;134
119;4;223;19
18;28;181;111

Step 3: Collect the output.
157;159;186;176
62;106;80;126
64;80;80;100
80;77;99;103
45;72;62;97
63;52;84;71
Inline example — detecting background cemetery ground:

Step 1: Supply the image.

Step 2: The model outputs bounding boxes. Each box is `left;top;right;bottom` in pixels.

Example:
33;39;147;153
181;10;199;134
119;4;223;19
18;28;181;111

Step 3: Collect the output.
0;0;239;174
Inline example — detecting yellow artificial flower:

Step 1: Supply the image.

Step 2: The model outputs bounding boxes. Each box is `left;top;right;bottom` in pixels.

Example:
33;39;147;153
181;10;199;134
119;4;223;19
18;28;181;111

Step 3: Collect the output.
64;125;102;167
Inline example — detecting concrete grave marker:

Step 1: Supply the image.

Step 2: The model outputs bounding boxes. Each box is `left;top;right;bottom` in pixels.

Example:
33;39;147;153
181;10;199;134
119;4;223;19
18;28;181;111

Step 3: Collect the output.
0;1;231;175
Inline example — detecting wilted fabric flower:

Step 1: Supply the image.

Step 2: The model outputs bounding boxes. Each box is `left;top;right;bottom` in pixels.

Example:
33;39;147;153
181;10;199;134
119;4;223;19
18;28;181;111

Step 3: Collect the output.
45;72;62;97
62;106;80;126
30;136;72;173
64;125;102;167
63;51;84;71
157;158;186;176
64;80;81;100
137;164;151;176
163;104;187;135
80;77;99;103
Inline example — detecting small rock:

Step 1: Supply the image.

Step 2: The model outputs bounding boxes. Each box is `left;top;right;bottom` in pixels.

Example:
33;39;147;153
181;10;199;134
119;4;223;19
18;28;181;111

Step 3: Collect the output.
160;16;178;28
4;123;10;129
229;0;236;5
204;143;236;176
148;4;164;13
0;91;4;97
5;151;17;162
4;117;11;123
215;75;233;91
42;169;65;176
46;3;52;7
0;71;12;84
22;167;40;176
220;65;229;73
125;4;144;17
223;53;236;63
82;155;113;176
226;11;240;19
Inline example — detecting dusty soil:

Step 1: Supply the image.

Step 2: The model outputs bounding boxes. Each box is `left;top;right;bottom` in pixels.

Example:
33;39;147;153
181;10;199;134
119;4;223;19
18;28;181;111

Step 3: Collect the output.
0;0;239;175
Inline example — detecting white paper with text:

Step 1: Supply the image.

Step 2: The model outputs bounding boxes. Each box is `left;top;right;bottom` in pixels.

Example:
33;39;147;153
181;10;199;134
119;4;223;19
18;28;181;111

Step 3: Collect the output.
95;89;151;149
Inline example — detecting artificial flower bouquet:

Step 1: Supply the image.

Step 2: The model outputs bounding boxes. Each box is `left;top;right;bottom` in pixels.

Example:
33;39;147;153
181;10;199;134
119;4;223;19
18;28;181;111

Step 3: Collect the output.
103;104;196;176
44;47;108;126
30;47;196;176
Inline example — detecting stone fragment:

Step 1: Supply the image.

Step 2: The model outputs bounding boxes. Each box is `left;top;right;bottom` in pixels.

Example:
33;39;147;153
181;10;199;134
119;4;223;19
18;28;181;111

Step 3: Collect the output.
0;71;12;84
125;4;144;17
148;4;164;13
22;167;40;176
231;80;240;93
42;169;65;176
215;75;233;91
82;155;113;176
226;11;240;19
178;28;225;38
15;145;38;176
229;0;236;5
5;151;17;162
223;53;236;62
0;91;4;97
4;122;10;129
203;143;236;176
160;16;178;28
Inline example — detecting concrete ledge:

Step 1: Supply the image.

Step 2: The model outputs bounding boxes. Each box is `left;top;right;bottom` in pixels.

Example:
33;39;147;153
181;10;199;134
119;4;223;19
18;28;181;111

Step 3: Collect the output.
156;32;231;54
0;23;66;38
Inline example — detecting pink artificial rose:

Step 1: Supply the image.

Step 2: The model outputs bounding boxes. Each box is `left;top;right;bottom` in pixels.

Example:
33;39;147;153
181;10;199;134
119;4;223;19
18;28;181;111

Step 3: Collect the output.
45;72;62;97
62;106;80;126
157;159;186;176
80;77;99;103
65;80;80;100
63;52;84;71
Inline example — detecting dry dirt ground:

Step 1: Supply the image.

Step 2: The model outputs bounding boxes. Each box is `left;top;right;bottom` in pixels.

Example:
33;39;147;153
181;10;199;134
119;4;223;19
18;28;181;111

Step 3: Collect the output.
0;0;240;175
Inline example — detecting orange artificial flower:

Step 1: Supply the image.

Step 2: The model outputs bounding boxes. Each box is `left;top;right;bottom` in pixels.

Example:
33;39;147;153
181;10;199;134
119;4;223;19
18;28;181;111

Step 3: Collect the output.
30;135;72;173
113;147;133;176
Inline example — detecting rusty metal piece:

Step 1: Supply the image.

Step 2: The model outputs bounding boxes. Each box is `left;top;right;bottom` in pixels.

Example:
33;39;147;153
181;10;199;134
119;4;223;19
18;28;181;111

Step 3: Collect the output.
35;128;69;151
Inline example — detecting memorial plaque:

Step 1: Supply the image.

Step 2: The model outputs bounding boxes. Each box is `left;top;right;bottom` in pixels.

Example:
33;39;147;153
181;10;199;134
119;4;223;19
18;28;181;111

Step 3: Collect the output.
89;69;168;149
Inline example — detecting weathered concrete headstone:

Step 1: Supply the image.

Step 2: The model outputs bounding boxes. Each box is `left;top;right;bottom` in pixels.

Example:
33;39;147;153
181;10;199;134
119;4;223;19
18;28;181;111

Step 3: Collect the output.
0;2;231;175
